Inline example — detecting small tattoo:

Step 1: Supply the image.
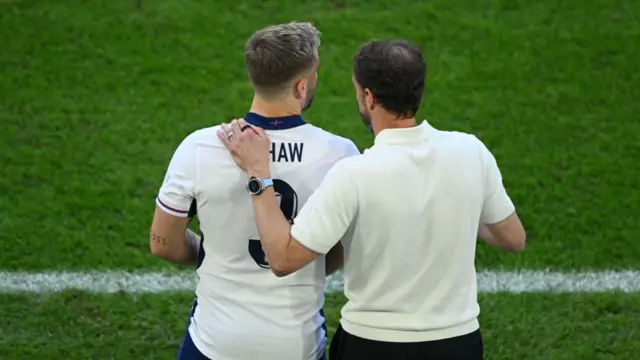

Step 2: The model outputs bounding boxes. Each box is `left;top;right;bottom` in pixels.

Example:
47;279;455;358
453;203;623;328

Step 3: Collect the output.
151;232;166;245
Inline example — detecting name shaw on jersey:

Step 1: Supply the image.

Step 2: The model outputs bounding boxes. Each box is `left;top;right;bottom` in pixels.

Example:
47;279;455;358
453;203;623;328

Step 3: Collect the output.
271;142;304;162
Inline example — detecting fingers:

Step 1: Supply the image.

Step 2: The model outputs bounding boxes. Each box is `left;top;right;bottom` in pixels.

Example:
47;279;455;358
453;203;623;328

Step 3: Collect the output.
220;123;231;137
235;118;267;140
253;126;267;139
217;119;267;148
216;123;234;149
230;119;243;137
238;120;256;135
236;119;249;129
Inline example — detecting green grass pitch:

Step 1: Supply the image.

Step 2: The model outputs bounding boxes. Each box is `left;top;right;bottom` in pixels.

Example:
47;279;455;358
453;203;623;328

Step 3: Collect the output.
1;0;639;359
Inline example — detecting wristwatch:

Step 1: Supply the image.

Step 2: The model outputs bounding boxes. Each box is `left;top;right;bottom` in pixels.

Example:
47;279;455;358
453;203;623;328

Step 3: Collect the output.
246;177;274;196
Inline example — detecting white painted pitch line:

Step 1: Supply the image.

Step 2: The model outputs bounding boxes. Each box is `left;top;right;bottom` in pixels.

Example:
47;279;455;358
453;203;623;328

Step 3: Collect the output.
0;270;639;294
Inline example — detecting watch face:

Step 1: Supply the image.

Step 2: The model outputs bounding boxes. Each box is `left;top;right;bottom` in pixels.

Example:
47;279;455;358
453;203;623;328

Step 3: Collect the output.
247;179;262;194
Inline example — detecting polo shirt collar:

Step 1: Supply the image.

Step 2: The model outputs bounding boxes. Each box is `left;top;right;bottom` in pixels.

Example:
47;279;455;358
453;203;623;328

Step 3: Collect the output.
374;120;433;145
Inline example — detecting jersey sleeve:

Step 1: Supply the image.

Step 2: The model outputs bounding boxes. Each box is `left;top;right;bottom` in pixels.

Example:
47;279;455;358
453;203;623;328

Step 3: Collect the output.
290;160;357;255
478;139;515;224
156;135;198;218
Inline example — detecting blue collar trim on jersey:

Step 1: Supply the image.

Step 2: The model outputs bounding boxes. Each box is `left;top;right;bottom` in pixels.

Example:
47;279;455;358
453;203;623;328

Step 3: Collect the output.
243;112;306;130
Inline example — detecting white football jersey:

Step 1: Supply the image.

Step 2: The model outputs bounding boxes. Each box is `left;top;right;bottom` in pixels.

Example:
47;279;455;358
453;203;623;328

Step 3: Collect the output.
156;112;360;360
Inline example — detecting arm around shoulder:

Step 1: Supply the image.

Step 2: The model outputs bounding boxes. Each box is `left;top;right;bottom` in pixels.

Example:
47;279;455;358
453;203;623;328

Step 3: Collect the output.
290;160;358;270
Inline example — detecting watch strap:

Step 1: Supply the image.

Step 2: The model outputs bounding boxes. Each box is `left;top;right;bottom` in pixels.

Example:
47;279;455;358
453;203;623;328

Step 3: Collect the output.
261;178;274;189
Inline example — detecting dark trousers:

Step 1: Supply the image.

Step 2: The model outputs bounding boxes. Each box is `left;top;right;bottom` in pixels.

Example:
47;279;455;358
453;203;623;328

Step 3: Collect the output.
329;325;483;360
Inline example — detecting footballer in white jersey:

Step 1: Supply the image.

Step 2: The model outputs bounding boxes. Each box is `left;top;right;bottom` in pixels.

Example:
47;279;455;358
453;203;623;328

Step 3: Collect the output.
154;112;359;360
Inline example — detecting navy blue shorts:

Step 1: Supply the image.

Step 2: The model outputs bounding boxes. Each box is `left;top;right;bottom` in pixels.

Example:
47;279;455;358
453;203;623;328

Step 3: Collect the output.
177;327;209;360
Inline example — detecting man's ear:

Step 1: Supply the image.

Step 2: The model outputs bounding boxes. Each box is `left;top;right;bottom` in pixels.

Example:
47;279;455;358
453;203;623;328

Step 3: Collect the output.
364;88;376;110
293;79;307;100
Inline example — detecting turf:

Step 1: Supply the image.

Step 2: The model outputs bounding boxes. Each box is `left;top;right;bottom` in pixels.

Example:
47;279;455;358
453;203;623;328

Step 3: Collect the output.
2;0;639;271
2;292;639;359
1;0;639;358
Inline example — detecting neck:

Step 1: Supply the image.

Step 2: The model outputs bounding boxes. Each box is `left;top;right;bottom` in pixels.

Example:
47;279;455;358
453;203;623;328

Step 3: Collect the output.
372;113;417;136
249;95;301;118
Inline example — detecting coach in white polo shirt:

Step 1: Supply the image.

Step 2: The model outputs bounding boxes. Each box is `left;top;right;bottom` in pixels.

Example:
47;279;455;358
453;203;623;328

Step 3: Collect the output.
218;40;526;360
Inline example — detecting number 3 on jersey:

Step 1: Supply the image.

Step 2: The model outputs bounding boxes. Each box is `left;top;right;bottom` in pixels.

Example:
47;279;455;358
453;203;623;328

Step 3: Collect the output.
248;179;299;269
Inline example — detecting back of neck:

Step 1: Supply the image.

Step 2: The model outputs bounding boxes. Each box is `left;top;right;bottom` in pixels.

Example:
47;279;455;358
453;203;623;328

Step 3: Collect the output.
249;95;300;118
373;115;417;135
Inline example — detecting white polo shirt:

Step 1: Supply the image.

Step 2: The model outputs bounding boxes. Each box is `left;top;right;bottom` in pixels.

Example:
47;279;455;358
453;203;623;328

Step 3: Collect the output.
291;120;515;342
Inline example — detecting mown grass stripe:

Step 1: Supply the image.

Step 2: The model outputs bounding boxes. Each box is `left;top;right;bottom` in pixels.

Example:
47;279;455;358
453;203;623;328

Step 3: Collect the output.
1;270;639;294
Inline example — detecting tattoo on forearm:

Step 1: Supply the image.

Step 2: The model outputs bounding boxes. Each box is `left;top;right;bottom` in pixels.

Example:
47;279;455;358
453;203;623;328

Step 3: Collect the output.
151;232;167;246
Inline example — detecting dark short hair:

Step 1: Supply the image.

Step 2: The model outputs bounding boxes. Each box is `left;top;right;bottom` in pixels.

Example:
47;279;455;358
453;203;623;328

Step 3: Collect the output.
353;40;426;118
245;22;320;97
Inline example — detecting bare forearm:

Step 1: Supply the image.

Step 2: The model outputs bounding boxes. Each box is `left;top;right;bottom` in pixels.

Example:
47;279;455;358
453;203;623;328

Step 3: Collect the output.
251;187;293;267
478;223;493;241
150;229;200;265
478;223;504;249
478;215;526;252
